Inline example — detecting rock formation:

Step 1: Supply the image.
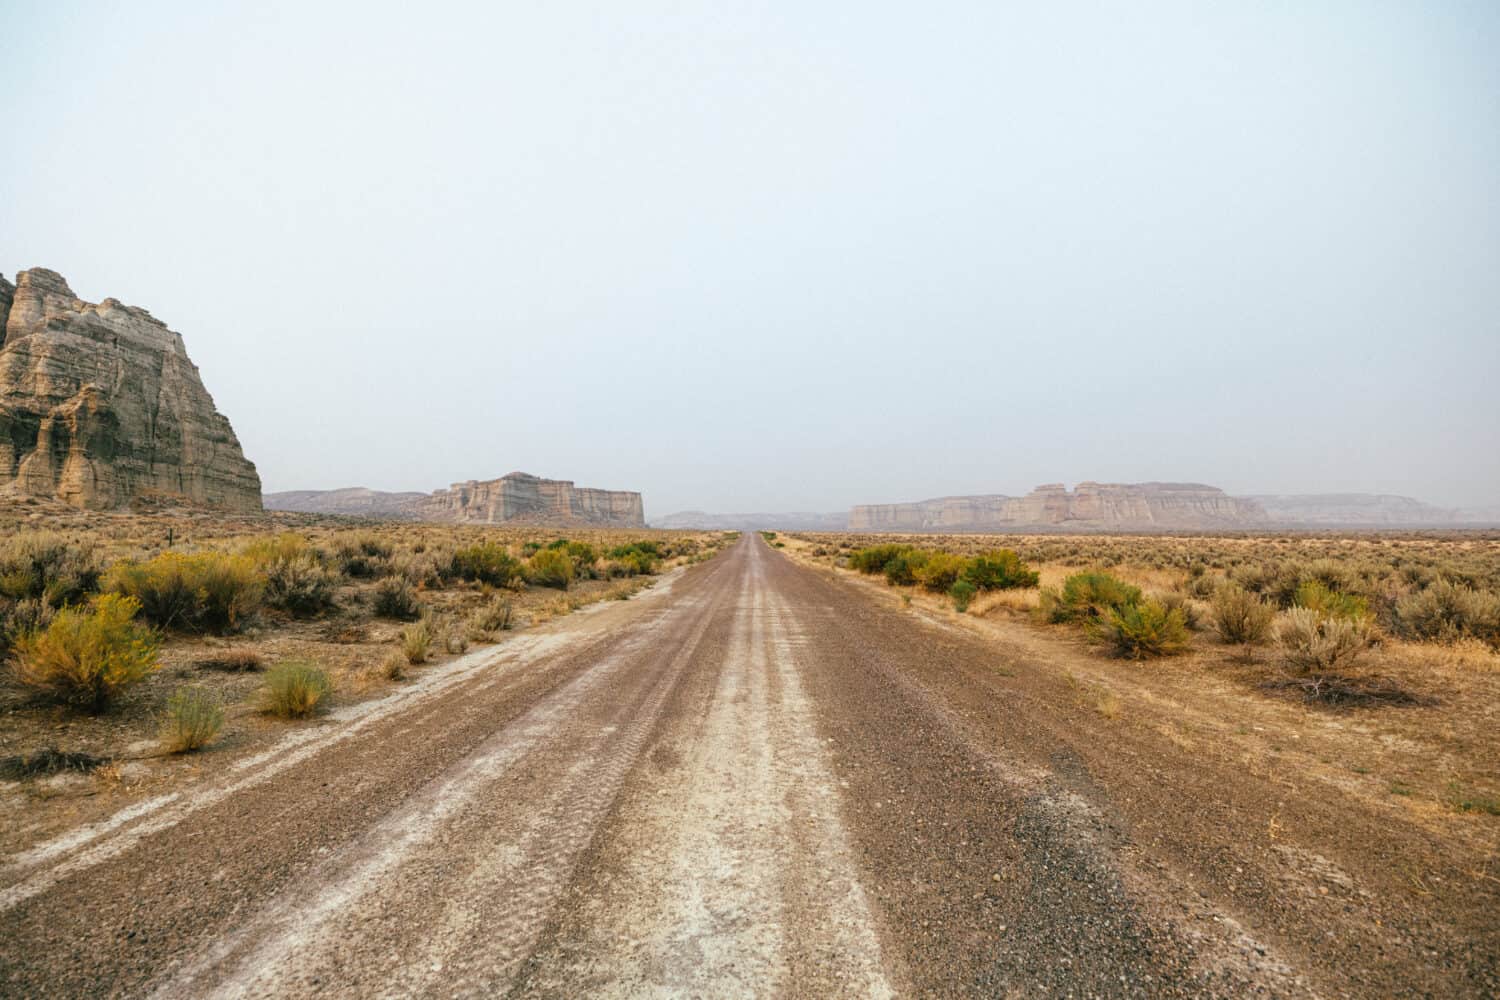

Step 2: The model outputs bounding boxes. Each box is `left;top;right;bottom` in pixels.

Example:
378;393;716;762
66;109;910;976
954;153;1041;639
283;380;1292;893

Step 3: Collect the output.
0;268;261;511
268;473;645;527
850;483;1266;532
412;472;644;526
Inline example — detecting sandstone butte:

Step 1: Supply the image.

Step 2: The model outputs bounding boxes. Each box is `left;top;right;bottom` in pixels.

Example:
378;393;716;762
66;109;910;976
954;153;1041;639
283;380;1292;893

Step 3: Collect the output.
410;472;645;527
0;268;262;511
265;473;647;528
849;482;1269;532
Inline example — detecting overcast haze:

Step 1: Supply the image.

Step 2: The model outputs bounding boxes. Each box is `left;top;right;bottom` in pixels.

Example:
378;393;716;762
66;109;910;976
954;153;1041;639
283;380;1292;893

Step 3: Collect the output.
2;1;1497;516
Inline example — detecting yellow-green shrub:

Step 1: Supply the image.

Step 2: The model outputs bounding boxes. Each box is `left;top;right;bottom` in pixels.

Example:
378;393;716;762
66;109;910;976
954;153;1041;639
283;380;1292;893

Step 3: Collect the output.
104;551;262;633
1102;598;1190;659
914;552;968;593
1037;572;1142;624
11;594;161;712
963;550;1039;591
261;660;332;718
161;687;225;752
525;548;574;590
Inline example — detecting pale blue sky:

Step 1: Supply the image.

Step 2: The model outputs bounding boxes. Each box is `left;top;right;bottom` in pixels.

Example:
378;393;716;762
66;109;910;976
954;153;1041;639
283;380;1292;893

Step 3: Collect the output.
3;1;1496;514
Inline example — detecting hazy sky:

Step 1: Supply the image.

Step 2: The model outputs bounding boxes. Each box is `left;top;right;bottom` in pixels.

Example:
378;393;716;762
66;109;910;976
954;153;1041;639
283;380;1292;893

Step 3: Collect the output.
3;1;1497;515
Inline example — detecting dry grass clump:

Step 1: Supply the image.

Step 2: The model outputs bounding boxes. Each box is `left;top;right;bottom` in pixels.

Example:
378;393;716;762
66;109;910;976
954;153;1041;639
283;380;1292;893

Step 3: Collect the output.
160;687;225;752
401;619;434;665
11;595;161;712
261;660;333;718
466;594;514;638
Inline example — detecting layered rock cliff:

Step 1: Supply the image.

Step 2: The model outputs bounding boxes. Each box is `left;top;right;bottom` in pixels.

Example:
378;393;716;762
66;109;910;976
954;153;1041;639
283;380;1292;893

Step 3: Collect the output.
269;473;645;527
0;268;261;511
850;483;1266;532
412;472;644;526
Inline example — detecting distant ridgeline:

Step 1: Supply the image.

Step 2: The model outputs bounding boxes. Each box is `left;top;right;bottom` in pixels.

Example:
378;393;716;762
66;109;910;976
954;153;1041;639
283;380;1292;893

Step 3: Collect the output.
847;483;1481;532
266;472;645;528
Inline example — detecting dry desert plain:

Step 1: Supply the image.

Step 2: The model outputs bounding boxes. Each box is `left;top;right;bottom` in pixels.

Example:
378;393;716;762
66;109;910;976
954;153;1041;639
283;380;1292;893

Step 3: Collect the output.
0;508;1497;997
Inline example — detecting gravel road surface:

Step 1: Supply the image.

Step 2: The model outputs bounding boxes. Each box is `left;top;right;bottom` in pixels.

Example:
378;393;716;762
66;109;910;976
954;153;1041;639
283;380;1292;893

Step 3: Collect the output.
2;534;1494;997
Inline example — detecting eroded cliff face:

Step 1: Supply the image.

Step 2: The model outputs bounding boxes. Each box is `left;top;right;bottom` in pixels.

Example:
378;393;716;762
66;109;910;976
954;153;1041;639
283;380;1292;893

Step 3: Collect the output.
410;472;644;527
0;268;262;511
849;483;1267;532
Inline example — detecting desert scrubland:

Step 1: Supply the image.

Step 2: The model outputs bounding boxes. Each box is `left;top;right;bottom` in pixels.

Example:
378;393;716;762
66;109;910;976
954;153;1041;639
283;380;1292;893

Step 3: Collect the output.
0;496;731;854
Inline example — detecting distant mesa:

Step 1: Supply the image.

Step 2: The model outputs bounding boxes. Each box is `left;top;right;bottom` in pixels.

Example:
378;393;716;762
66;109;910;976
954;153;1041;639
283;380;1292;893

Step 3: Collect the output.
847;483;1488;532
1244;494;1463;527
266;472;645;528
850;483;1263;532
0;268;262;511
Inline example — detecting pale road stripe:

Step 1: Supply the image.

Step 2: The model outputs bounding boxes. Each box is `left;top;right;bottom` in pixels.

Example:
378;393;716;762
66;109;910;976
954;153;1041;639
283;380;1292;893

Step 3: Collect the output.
160;574;726;998
760;560;895;998
527;539;894;998
0;570;686;913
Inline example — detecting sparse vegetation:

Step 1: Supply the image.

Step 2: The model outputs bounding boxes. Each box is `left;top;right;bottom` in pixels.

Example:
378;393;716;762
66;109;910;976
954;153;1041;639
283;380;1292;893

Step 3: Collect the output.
372;575;423;620
1277;608;1371;674
160;688;225;752
104;551;262;633
525;548;575;590
450;543;523;587
261;660;333;718
949;579;976;613
1391;579;1500;648
1037;572;1142;625
1211;584;1276;651
401;619;434;664
1102;598;1190;659
0;530;101;607
11;594;161;712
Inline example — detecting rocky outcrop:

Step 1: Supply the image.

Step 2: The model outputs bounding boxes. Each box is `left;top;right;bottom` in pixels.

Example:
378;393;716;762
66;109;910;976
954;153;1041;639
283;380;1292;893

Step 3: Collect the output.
0;268;261;511
850;483;1267;532
412;472;644;526
263;488;427;517
271;473;645;527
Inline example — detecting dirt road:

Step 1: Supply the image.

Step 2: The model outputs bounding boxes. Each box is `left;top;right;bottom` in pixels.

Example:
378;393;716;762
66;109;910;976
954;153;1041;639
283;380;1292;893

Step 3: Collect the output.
2;535;1495;997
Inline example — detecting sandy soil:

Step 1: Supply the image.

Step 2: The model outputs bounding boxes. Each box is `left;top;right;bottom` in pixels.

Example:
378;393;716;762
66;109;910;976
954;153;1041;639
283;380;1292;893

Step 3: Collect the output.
1;535;1495;997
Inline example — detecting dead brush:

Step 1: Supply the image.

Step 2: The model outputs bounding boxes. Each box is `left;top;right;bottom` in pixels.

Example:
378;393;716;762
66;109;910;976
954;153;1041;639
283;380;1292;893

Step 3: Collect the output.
195;648;264;672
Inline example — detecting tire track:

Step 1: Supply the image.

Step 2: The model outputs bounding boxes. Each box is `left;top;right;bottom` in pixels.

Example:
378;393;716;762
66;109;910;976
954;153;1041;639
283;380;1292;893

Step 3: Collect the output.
148;552;736;999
